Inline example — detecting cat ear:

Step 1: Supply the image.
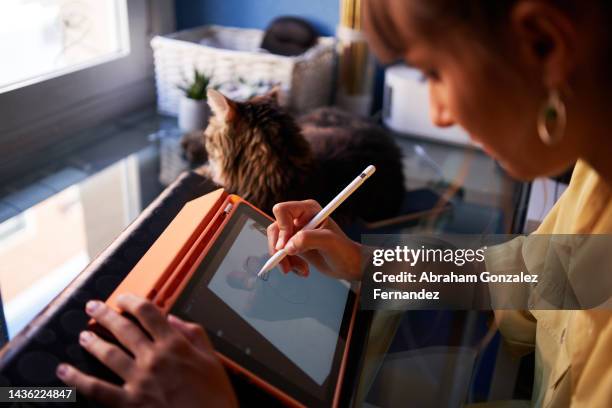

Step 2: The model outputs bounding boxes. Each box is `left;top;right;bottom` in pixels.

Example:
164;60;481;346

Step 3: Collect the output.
207;89;236;121
265;85;282;106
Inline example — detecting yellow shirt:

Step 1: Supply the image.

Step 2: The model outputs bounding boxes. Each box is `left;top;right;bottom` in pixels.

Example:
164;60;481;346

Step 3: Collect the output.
493;160;612;407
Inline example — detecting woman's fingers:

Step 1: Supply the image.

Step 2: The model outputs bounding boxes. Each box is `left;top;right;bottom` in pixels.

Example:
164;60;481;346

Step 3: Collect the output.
167;314;213;352
85;300;151;354
272;200;321;249
299;250;333;275
78;331;133;379
266;223;279;256
286;255;310;277
56;363;125;406
271;204;294;250
284;229;338;256
115;294;171;339
266;223;290;273
279;258;292;274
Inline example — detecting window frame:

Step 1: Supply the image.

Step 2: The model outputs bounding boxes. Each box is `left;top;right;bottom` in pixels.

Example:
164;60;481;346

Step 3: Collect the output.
0;0;175;185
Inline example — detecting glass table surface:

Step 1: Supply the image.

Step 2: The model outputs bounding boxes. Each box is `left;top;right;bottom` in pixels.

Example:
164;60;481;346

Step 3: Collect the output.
352;134;528;407
0;112;527;406
0;108;172;339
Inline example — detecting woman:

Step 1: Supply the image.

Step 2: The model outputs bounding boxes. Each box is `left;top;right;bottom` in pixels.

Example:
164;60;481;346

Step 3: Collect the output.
57;0;611;406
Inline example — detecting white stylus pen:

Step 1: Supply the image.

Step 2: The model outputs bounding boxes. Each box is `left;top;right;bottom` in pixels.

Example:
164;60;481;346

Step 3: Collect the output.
257;165;376;277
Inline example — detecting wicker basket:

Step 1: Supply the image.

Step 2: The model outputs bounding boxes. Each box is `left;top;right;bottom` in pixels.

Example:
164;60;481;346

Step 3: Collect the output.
152;25;335;116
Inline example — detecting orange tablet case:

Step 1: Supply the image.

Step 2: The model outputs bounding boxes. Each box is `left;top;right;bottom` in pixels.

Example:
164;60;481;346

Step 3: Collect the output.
104;189;357;408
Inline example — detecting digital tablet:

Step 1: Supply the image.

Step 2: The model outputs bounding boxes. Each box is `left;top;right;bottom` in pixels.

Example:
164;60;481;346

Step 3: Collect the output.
170;200;357;407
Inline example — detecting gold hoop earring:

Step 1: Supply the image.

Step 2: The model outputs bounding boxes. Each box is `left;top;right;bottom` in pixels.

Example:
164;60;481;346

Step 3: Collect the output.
537;89;566;146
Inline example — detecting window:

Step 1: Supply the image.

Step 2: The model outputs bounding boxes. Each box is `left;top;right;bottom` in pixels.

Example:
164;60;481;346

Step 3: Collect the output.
0;0;129;94
0;0;175;185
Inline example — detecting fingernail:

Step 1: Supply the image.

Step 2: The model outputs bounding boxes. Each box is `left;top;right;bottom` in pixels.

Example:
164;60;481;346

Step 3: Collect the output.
285;240;296;255
79;331;93;344
85;300;101;314
56;364;69;379
275;238;285;250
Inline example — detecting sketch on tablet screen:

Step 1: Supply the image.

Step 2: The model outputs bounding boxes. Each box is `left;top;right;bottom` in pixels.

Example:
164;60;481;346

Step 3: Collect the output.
226;254;310;305
208;219;349;385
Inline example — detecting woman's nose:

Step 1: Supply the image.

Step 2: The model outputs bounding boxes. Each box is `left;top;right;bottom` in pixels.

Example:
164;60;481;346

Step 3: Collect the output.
431;107;455;128
429;85;455;128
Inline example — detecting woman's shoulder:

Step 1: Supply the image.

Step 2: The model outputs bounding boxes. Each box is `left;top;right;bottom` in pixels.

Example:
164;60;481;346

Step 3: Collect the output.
537;160;612;234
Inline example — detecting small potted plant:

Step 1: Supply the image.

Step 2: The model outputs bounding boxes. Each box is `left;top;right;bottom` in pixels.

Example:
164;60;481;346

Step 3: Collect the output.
178;69;212;132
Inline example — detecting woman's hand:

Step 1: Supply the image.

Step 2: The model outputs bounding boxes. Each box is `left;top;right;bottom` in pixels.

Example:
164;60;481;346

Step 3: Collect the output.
56;294;237;408
267;200;364;281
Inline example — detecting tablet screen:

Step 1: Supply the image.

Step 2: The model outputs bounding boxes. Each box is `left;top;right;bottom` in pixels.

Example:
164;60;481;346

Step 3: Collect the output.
171;202;355;406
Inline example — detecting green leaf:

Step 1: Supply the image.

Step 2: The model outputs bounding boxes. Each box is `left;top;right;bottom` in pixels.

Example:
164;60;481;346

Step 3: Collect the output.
177;68;213;100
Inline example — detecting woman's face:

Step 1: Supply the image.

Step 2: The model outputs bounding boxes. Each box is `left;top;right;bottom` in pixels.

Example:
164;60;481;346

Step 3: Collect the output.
400;17;578;180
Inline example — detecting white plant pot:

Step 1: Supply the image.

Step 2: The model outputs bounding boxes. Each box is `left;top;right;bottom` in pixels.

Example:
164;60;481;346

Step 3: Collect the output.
178;96;210;132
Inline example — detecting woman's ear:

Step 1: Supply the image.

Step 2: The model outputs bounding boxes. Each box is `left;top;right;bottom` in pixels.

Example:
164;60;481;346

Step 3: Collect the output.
510;1;577;89
207;89;236;121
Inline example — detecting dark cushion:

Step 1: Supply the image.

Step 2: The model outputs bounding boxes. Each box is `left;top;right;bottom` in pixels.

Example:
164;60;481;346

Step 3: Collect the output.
261;16;318;56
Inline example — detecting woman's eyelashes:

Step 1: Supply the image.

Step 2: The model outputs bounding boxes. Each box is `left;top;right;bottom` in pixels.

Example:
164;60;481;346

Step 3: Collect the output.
419;69;441;83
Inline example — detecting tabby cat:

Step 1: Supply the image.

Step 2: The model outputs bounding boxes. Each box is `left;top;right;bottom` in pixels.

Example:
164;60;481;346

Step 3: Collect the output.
198;89;404;222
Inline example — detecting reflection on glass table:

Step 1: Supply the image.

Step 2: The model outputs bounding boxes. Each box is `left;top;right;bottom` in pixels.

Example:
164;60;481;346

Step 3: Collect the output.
394;134;526;234
0;152;158;339
353;133;529;407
